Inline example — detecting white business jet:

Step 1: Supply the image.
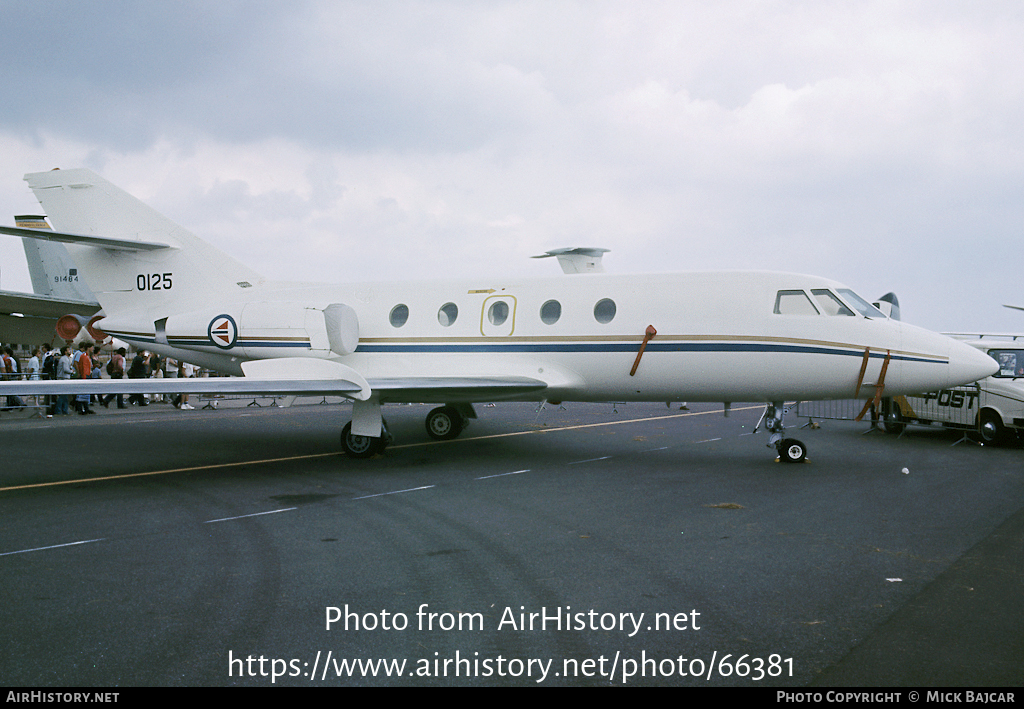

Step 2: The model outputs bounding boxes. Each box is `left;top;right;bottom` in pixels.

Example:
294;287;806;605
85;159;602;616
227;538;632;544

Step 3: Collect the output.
0;168;997;462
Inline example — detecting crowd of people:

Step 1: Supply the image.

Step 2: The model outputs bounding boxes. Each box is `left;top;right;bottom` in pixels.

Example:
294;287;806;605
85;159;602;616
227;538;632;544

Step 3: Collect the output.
1;341;199;416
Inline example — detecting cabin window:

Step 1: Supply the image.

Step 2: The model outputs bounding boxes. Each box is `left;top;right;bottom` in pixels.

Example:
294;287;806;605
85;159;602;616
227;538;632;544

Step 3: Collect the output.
989;349;1024;378
774;290;819;315
488;300;509;326
540;300;561;325
811;289;855;316
594;298;616;324
389;304;409;328
438;302;458;327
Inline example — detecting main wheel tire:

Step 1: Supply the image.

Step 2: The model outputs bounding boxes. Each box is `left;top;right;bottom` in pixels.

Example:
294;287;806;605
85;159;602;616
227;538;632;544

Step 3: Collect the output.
341;422;383;458
778;438;807;464
425;406;465;440
978;410;1005;446
881;398;906;435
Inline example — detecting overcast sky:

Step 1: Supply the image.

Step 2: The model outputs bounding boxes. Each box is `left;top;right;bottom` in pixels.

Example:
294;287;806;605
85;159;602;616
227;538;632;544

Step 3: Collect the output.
1;1;1022;333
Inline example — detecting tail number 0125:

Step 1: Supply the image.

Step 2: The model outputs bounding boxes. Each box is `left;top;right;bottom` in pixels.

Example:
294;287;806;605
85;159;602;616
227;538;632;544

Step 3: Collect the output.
137;273;173;291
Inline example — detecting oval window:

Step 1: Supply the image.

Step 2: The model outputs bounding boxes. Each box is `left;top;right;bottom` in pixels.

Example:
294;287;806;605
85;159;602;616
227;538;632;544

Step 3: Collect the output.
540;300;561;325
488;300;509;326
438;302;458;327
594;298;616;324
389;304;409;328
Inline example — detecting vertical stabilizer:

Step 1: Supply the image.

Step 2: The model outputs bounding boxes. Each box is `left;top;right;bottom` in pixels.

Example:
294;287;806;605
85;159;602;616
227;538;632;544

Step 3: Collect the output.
24;169;265;315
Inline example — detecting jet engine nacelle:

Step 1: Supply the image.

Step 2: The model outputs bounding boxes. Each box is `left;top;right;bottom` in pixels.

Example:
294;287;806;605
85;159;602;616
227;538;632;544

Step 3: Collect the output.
55;313;109;343
158;302;360;358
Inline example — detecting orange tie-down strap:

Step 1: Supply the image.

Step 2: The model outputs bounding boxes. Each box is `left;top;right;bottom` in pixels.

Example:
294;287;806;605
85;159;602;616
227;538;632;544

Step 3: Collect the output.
855;350;892;422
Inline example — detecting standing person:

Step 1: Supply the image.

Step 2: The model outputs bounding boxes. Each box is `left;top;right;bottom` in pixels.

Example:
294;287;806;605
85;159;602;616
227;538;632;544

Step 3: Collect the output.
27;349;41;379
2;347;27;410
26;348;42;407
150;353;165;403
74;342;95;414
55;345;74;415
174;359;196;410
40;343;58;411
102;347;127;409
127;350;150;406
89;346;103;406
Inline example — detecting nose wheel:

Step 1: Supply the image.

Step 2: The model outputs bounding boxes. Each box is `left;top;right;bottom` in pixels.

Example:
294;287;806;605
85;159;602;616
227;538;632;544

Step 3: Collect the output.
757;402;809;464
776;438;807;464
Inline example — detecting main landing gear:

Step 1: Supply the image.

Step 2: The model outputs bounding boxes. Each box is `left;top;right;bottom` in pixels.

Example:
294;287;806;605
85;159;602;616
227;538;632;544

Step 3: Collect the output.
424;405;472;440
757;402;808;464
341;420;392;458
340;403;475;457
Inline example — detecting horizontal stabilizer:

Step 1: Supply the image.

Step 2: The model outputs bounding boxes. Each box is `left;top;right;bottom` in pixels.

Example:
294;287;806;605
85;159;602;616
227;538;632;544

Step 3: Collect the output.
0;225;171;251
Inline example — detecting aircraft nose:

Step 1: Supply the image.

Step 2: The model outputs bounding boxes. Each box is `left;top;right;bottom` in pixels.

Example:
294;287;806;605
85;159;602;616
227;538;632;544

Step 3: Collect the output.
945;338;998;388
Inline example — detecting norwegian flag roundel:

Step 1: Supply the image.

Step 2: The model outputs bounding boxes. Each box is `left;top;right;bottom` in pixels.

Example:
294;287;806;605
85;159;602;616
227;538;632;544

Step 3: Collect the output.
208;314;238;349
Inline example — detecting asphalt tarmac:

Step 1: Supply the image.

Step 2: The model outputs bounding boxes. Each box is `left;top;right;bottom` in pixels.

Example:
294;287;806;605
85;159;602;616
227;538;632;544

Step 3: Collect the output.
0;396;1021;687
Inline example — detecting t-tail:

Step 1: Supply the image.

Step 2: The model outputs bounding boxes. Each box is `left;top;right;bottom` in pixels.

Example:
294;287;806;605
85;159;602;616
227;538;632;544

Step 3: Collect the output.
7;169;265;317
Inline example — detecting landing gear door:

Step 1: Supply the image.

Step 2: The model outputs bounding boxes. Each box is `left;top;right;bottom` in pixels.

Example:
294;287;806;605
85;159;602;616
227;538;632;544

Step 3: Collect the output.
481;295;517;337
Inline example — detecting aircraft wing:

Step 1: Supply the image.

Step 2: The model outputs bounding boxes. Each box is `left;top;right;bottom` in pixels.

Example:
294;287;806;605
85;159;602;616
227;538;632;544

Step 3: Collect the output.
0;375;547;402
0;377;368;398
367;375;548;403
0;290;100;319
0;290;101;344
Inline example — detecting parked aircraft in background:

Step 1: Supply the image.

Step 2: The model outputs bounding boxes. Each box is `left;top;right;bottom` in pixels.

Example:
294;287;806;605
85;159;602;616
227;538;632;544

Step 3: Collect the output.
0;168;998;462
0;216;102;345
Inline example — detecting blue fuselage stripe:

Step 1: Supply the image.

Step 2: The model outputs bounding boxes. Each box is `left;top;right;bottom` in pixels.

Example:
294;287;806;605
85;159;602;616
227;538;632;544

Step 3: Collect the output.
354;342;939;364
116;334;943;366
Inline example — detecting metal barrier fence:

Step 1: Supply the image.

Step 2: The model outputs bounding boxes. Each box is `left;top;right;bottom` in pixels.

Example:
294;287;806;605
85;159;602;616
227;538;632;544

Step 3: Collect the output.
796;383;983;446
0;372;49;417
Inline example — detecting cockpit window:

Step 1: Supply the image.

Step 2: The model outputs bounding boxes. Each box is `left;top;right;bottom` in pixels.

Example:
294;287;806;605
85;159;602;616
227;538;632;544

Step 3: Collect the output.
989;349;1024;378
836;289;886;318
811;289;855;316
774;290;819;315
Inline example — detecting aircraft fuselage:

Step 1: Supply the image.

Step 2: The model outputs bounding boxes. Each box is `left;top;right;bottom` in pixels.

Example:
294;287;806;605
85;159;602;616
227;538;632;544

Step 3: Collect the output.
96;270;991;406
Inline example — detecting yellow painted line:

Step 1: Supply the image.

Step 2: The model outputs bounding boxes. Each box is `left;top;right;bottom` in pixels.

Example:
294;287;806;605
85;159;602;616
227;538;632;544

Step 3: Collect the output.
0;405;761;493
0;452;340;493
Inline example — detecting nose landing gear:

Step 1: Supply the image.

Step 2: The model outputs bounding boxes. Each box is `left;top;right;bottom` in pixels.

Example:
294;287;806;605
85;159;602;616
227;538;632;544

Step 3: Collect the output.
757;402;808;464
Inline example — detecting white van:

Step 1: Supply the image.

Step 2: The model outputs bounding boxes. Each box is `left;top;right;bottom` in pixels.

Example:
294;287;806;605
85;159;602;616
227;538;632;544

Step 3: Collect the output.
886;337;1024;445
